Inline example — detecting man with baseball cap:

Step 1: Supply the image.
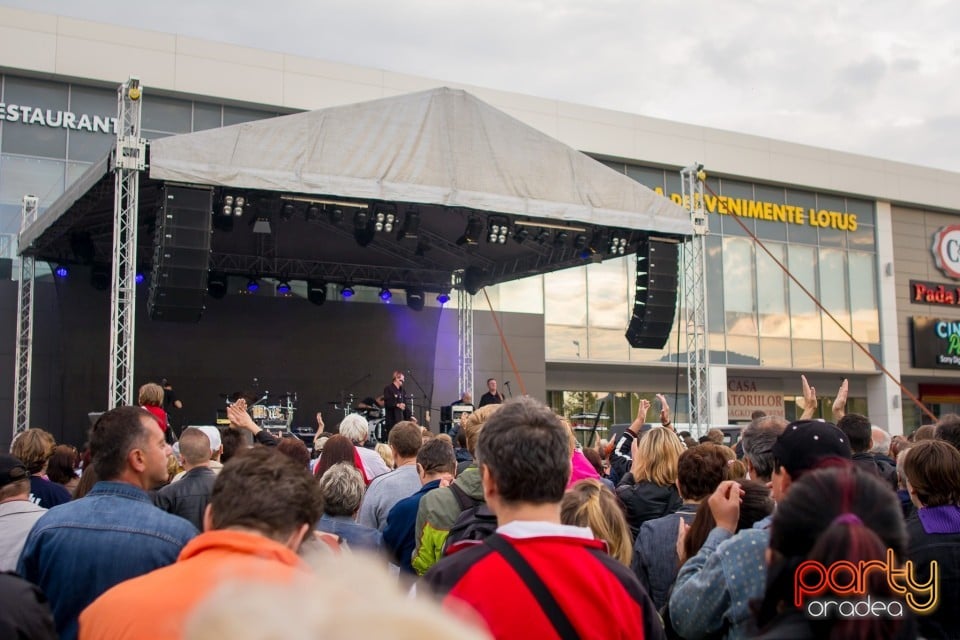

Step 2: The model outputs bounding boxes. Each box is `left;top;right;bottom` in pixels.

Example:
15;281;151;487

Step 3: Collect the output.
0;453;46;571
669;420;852;639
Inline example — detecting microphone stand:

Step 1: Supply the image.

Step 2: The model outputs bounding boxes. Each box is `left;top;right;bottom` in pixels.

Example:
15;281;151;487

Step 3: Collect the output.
405;369;430;426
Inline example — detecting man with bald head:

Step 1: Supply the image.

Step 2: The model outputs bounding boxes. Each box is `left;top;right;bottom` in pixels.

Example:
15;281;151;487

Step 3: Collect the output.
155;428;217;530
17;406;196;640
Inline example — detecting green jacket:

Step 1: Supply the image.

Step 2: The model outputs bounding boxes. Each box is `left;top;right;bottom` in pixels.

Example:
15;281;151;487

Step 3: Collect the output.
411;466;484;575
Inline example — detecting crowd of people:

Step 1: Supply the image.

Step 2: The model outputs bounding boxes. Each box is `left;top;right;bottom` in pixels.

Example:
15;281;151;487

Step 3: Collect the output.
1;377;959;639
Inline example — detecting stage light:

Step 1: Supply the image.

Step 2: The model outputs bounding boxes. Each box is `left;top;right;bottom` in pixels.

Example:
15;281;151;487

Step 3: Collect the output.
221;193;245;216
353;211;374;247
208;271;228;299
54;264;69;278
608;233;628;255
341;285;355;298
553;230;569;247
233;196;245;217
135;272;145;285
513;227;529;244
373;209;396;234
534;228;550;244
379;287;392;302
397;210;420;240
573;233;588;251
280;202;295;221
437;291;451;304
252;217;272;234
456;217;483;246
405;287;425;311
222;195;233;216
246;278;260;293
487;217;509;244
307;280;327;306
305;203;320;222
90;264;110;291
326;205;343;225
276;280;292;295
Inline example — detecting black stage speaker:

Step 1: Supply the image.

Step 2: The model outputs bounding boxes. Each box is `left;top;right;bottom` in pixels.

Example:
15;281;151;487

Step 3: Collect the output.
625;237;679;349
148;185;213;322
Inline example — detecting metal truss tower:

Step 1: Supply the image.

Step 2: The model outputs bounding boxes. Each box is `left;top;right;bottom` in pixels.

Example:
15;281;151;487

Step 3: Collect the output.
456;271;474;399
681;163;711;430
108;78;146;408
13;195;39;435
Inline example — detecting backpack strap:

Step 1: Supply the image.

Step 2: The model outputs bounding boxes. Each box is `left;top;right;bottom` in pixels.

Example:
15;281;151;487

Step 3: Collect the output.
485;534;579;640
449;481;479;512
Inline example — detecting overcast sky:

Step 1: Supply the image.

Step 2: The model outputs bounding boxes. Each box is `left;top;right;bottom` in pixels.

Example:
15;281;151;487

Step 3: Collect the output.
4;0;959;171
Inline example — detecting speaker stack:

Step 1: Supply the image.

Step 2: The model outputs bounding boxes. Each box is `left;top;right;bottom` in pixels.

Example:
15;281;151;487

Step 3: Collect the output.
148;185;213;322
625;237;679;349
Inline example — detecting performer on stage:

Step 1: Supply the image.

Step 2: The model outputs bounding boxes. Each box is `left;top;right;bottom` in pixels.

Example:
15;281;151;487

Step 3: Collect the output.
477;378;505;407
383;371;413;437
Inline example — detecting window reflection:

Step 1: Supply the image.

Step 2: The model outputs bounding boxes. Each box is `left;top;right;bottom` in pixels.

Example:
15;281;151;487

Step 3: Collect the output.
497;275;544;314
819;249;849;340
723;238;757;335
587;258;628;329
589;327;629;361
544;267;587;326
757;243;789;337
545;324;587;360
788;245;820;340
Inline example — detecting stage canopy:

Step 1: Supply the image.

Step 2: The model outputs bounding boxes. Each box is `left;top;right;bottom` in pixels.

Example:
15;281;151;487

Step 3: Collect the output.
19;87;691;295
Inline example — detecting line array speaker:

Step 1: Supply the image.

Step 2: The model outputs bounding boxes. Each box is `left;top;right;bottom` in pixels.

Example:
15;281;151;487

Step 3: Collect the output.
148;185;213;322
625;237;679;349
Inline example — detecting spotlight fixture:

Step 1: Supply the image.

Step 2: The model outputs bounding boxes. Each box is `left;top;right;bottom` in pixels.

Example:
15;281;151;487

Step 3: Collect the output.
534;228;550;244
221;194;245;217
436;291;451;304
252;217;272;234
307;280;327;306
246;278;260;293
276;280;292;295
135;272;145;285
397;210;420;240
553;230;569;247
326;205;343;225
405;287;425;311
280;202;295;222
304;204;320;222
608;233;628;255
54;264;69;278
379;286;392;302
373;208;396;234
513;226;529;244
573;233;588;251
456;217;484;246
353;211;374;247
340;285;355;299
487;217;509;244
208;271;228;299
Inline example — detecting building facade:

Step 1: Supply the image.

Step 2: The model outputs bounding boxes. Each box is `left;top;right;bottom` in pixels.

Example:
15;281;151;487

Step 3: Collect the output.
3;6;960;438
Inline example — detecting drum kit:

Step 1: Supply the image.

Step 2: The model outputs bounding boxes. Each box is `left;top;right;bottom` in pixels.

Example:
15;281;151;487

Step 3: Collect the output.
329;392;388;442
218;389;298;432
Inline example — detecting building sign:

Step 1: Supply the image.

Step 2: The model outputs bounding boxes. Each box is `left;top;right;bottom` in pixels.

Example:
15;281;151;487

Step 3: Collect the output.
910;280;960;306
654;189;857;232
0;102;117;134
727;377;785;420
931;225;960;279
911;317;960;369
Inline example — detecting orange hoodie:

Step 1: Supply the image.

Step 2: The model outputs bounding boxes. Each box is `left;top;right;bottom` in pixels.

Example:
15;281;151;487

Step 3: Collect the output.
79;529;306;640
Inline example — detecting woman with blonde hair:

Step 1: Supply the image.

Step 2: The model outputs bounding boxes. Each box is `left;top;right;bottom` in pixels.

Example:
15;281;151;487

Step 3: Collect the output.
615;426;685;538
138;382;168;434
561;478;633;566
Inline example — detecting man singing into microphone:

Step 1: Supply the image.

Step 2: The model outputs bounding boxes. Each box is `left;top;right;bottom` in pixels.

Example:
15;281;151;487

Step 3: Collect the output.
383;370;413;438
478;377;505;407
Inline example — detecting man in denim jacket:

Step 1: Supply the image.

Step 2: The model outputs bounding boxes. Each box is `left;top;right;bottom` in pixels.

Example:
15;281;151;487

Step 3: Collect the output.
17;406;197;640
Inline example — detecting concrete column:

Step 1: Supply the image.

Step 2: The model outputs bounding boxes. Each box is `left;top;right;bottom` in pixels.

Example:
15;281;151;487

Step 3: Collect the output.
867;201;904;435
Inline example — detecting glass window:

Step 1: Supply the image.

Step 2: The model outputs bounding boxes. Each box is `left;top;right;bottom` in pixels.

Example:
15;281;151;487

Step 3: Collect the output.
544;267;586;326
848;224;875;250
67;128;113;162
193;102;222;131
760;337;792;367
625;165;663;191
2;76;69;157
816;194;846;213
788;245;820;340
721;211;754;237
726;335;760;365
792;338;823;369
846;198;875;226
587;257;628;329
142;95;192;134
69;84;115;115
588;327;629;361
498;274;544;314
757;242;789;337
664;171;683;200
545;324;587;360
848;251;880;343
722;237;757;336
0;155;65;210
223;106;276;126
823;341;853;370
705;235;725;334
819;249;849;340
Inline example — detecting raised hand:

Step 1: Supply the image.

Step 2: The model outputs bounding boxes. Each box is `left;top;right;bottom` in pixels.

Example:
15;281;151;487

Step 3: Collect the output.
832;379;848;421
708;480;744;534
799;375;817;420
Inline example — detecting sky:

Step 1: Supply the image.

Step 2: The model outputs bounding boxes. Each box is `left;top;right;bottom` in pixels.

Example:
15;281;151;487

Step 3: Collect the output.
4;0;960;171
